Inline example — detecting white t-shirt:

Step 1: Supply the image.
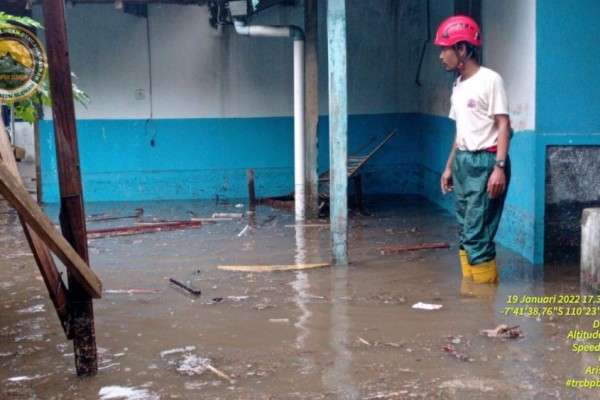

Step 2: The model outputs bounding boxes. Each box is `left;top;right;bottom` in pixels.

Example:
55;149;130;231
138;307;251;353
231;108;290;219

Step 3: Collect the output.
449;66;509;151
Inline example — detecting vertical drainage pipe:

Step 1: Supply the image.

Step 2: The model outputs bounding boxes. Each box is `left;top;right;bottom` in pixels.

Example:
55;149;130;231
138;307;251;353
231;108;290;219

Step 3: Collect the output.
233;20;306;222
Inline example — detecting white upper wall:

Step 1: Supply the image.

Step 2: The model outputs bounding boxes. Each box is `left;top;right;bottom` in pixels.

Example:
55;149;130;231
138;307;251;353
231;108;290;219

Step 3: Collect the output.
149;3;296;118
34;1;415;120
34;5;152;119
415;0;455;117
418;0;536;131
482;0;536;131
31;1;536;124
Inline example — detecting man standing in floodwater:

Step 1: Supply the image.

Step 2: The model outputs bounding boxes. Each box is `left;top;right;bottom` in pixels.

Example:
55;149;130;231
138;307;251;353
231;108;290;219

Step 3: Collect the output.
435;15;512;284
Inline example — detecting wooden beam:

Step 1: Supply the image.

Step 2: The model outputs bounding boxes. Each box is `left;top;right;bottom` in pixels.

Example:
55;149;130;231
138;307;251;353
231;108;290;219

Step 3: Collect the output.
380;242;451;255
41;0;98;376
218;263;330;272
87;220;202;239
247;169;256;211
0;120;71;336
0;162;102;298
34;121;42;204
304;0;319;219
327;0;349;265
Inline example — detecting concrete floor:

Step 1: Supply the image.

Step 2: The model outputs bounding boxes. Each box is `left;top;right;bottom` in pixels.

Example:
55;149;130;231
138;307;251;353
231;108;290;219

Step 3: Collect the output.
0;163;598;399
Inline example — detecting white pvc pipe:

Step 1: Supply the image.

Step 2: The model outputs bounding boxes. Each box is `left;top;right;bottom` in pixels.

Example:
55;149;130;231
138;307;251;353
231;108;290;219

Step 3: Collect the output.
293;39;305;221
233;19;306;222
233;20;292;38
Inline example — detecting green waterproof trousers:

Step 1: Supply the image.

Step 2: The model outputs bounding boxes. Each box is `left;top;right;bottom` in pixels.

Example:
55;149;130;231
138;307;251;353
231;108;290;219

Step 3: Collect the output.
452;150;511;265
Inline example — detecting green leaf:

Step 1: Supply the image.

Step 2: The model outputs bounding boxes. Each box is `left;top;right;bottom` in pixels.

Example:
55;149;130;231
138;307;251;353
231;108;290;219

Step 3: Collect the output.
0;12;43;30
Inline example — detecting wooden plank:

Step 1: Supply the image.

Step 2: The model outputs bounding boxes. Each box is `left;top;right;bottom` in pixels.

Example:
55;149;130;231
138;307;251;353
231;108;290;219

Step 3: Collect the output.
88;221;202;239
247;169;256;211
0;120;71;336
258;197;294;210
42;0;98;376
218;263;330;272
33;121;42;204
379;242;450;255
0;161;102;298
304;0;319;219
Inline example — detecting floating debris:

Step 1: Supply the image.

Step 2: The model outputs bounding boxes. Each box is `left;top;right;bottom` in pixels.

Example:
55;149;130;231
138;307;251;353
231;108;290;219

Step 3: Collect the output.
442;344;472;362
411;302;442;310
105;289;161;295
480;325;523;339
16;304;45;314
6;374;46;382
237;225;252;237
98;385;159;400
160;346;197;358
269;318;290;324
177;354;211;376
380;242;450;255
212;213;243;219
169;278;201;297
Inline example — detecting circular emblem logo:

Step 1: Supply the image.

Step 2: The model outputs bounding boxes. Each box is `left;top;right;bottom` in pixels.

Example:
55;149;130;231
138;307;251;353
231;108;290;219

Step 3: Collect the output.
0;25;47;103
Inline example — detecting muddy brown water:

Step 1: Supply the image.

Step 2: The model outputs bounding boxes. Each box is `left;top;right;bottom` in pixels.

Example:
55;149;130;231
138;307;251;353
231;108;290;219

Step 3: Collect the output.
1;193;599;399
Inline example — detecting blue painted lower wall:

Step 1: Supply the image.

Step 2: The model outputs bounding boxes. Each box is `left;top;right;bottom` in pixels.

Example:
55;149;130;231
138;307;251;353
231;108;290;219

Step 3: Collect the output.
417;114;538;263
39;113;600;264
416;114;600;264
39;113;423;203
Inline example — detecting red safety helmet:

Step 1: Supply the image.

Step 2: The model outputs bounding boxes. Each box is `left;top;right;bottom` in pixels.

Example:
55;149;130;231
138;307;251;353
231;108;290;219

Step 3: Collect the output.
434;15;481;47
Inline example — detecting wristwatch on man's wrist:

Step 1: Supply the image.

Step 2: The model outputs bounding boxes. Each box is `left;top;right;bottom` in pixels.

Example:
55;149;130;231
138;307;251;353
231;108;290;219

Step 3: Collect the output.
495;159;506;169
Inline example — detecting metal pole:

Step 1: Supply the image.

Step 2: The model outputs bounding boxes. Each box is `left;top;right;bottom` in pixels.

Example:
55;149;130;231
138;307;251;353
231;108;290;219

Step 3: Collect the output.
327;0;349;265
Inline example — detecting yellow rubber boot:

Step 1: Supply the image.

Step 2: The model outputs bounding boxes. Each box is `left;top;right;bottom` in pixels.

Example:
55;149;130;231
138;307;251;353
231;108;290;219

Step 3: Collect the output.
459;249;472;279
471;259;499;284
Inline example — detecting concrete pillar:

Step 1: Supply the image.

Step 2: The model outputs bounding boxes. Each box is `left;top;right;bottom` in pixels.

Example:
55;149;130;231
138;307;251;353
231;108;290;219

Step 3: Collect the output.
327;0;348;265
581;208;600;292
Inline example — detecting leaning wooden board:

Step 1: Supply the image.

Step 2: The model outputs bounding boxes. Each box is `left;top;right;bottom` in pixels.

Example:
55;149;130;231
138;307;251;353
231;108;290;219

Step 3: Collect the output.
218;263;330;272
0;122;71;334
0;161;102;298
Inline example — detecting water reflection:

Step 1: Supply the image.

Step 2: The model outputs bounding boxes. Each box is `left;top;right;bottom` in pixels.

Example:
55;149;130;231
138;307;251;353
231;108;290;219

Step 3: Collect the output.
292;225;314;374
323;266;359;399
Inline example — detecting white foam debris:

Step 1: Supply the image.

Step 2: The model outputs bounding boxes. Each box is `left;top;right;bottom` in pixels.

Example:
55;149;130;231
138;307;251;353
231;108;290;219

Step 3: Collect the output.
15;334;44;342
176;354;211;376
98;363;120;371
159;346;196;358
16;304;45;314
227;296;249;302
6;375;45;382
3;251;33;259
411;302;443;310
98;385;159;400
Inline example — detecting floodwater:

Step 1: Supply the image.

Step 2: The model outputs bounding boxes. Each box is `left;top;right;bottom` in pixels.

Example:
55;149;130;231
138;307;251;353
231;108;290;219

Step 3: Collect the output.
1;177;599;399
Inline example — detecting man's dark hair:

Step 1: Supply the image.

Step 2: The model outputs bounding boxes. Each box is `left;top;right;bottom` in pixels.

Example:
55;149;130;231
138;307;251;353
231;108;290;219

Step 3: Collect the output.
454;41;480;63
